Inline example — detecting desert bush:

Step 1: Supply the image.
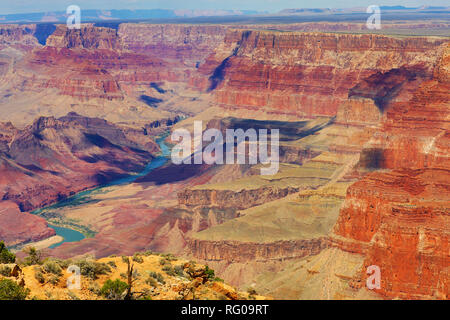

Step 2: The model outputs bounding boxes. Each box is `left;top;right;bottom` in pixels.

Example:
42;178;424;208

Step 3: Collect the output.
205;266;215;280
173;265;185;278
34;267;45;284
149;271;165;284
88;282;101;295
132;254;143;264
162;253;177;261
23;247;42;266
121;256;129;264
0;265;11;277
43;261;63;276
107;261;117;268
159;258;169;266
100;279;128;300
0;279;29;300
49;258;71;269
48;274;60;285
0;241;15;264
75;260;111;280
162;265;176;277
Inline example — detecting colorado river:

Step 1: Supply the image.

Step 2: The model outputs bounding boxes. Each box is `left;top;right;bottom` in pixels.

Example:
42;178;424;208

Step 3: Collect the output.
32;134;171;249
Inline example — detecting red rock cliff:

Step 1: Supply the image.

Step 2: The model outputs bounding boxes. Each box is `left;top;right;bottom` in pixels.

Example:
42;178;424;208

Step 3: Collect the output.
332;44;450;300
205;30;447;118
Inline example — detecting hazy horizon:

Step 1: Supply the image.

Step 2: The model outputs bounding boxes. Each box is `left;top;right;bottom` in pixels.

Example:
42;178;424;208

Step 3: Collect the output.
1;0;449;15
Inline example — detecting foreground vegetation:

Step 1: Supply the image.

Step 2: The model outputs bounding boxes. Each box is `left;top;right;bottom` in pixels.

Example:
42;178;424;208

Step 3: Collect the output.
0;242;264;300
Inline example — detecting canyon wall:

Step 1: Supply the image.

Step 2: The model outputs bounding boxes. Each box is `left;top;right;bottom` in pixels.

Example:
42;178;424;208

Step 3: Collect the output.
26;24;228;100
0;24;39;50
205;29;446;118
189;238;329;263
0;24;229;127
332;45;450;299
178;187;299;210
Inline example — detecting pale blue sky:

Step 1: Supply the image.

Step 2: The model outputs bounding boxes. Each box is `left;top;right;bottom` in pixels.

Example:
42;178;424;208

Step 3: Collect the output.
1;0;449;14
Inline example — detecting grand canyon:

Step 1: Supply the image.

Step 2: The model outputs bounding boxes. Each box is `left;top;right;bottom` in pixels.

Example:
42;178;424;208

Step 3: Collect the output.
0;4;448;301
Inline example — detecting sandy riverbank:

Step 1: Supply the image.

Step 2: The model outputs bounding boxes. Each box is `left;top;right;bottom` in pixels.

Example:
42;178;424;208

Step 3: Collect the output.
11;235;64;252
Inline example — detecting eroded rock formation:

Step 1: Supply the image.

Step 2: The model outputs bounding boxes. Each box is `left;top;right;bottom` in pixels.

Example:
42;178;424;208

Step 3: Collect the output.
0;112;157;211
204;30;446;118
332;45;450;300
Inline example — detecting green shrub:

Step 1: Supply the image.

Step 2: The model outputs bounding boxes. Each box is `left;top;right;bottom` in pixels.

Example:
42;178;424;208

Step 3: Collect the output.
149;271;165;284
48;258;71;269
34;268;45;284
173;265;185;278
162;265;175;276
0;265;11;277
75;260;111;280
107;261;117;268
121;256;129;264
132;254;143;264
0;279;29;300
0;241;15;264
88;282;101;295
159;258;169;266
162;253;177;261
205;266;215;280
43;261;62;276
100;279;128;300
48;275;60;285
23;247;42;266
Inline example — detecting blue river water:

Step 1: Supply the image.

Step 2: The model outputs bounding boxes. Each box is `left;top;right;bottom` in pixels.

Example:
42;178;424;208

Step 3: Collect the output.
33;134;171;249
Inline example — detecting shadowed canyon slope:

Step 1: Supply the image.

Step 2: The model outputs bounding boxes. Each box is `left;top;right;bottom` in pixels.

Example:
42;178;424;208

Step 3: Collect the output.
0;112;158;247
0;22;448;300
